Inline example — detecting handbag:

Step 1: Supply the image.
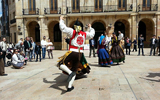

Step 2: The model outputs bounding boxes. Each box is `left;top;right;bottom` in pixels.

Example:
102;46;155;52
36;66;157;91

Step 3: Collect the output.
127;43;131;47
51;46;55;50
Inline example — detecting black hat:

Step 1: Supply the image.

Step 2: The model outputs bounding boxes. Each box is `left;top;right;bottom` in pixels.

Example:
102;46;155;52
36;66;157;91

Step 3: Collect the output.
74;19;81;26
112;32;116;35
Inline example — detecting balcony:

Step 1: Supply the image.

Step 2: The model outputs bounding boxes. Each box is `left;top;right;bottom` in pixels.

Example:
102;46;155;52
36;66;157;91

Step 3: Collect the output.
10;18;16;24
44;8;61;14
23;8;39;15
67;5;132;13
137;4;158;12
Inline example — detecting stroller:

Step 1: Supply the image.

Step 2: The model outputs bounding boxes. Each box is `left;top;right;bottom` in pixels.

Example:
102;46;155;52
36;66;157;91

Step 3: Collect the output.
6;49;13;66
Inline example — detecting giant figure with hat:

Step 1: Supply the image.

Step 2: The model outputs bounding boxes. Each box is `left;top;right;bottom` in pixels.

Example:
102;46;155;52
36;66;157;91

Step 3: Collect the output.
57;15;95;92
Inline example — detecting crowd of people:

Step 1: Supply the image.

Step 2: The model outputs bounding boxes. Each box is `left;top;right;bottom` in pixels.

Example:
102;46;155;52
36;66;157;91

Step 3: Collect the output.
0;36;54;76
89;32;160;62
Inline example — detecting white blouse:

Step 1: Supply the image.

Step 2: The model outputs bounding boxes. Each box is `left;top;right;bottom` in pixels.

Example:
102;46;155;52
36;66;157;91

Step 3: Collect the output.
12;54;22;65
47;42;53;50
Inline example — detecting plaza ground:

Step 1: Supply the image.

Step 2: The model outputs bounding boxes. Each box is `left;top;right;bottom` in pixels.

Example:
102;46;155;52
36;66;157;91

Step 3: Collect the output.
0;49;160;100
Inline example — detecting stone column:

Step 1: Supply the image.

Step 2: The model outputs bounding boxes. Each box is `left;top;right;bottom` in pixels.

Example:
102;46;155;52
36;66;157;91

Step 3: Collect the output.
156;13;160;37
39;16;48;40
131;13;138;41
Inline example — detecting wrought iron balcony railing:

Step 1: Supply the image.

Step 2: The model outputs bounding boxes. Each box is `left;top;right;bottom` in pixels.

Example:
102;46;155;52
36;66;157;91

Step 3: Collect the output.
44;7;61;14
67;5;132;13
137;4;158;12
23;8;39;15
10;18;16;24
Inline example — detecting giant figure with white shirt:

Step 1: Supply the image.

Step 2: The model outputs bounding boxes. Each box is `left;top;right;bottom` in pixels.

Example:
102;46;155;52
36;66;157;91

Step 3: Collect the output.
57;16;95;92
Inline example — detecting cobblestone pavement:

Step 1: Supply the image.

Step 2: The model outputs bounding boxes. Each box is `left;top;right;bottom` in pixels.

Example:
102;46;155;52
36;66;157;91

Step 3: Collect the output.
0;49;160;100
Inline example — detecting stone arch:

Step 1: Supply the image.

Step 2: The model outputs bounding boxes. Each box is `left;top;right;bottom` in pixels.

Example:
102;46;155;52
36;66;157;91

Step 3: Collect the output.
48;21;62;50
92;21;106;48
138;18;155;47
27;21;40;42
91;20;106;28
114;19;130;38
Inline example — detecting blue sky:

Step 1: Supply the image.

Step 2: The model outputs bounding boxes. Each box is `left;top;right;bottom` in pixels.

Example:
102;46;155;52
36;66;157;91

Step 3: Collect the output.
0;2;2;17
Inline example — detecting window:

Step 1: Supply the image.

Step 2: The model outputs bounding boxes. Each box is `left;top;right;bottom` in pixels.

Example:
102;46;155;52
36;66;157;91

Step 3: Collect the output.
13;12;15;19
28;0;36;14
50;0;58;13
95;0;103;12
142;0;151;11
118;0;126;11
72;0;79;12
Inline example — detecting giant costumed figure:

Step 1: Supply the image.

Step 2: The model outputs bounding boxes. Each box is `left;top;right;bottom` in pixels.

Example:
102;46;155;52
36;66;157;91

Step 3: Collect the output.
57;16;95;92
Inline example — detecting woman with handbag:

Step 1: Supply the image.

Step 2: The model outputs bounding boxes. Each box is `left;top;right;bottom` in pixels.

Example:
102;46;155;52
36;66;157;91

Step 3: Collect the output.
30;37;36;59
47;39;53;59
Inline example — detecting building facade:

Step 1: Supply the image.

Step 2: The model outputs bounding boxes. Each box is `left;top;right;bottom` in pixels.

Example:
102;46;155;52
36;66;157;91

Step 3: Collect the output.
1;0;10;41
9;0;160;49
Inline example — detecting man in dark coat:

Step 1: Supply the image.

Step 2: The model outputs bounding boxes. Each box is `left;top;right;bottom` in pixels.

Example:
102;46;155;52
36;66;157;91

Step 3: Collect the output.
89;38;96;57
23;37;32;61
35;42;42;62
150;35;157;56
158;36;160;56
125;37;131;55
138;34;145;56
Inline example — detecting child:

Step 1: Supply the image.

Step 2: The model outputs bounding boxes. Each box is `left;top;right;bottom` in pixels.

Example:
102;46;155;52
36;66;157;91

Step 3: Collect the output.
35;42;42;62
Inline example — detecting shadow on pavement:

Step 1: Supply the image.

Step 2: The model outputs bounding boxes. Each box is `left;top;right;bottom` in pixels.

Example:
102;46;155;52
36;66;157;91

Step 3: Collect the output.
140;73;160;82
43;73;88;95
43;74;68;95
146;73;160;78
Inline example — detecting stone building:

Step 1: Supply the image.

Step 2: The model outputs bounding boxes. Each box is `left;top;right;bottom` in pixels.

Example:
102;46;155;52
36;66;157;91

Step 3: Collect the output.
1;0;10;41
9;0;160;49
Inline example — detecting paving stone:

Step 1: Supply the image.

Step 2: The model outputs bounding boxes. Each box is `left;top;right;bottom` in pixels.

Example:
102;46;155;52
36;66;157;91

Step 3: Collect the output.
0;49;160;100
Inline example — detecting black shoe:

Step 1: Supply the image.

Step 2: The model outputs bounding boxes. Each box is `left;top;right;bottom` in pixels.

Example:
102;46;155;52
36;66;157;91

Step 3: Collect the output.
117;63;120;65
67;72;76;83
67;86;74;92
123;61;125;63
35;60;38;62
137;55;140;56
4;64;8;67
1;74;8;76
142;55;145;56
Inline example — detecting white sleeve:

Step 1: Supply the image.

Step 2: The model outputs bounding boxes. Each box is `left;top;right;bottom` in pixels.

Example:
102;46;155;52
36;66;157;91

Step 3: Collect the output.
12;54;21;62
59;19;74;38
85;27;95;40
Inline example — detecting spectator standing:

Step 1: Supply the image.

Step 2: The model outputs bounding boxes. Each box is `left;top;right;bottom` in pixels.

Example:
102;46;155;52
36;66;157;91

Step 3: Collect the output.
125;37;131;55
47;39;53;59
30;37;36;59
24;37;32;61
12;49;24;69
35;42;42;62
118;31;124;40
138;34;145;56
132;38;137;52
14;41;24;52
158;36;160;56
89;38;96;57
149;35;157;56
41;36;47;59
0;38;8;67
0;46;7;76
65;37;70;50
